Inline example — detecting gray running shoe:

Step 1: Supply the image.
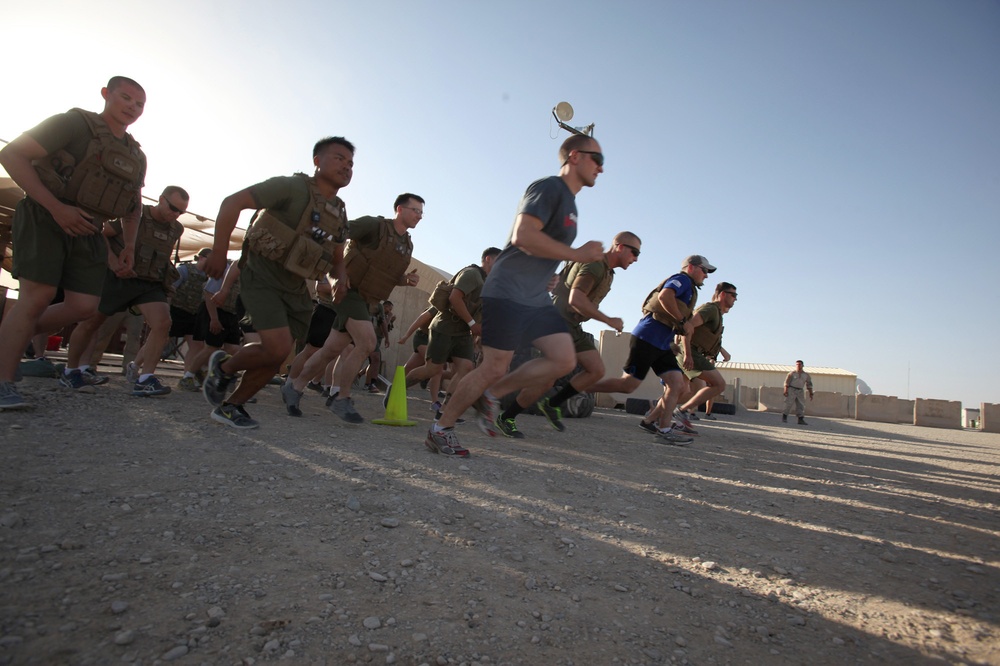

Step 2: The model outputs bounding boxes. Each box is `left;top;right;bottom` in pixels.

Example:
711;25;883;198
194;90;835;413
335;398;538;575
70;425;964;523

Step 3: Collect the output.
124;361;139;384
281;380;303;417
424;427;470;457
473;392;500;437
203;350;235;407
672;408;693;430
656;427;693;446
0;381;28;411
59;369;88;389
703;413;717;421
537;396;565;432
177;376;201;392
495;415;526;439
672;420;698;436
82;367;109;386
132;376;171;397
211;403;259;429
328;396;363;423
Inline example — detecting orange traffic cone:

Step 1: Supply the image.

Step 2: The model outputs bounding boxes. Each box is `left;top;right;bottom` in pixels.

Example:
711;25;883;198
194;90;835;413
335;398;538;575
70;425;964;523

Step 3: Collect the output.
373;366;417;426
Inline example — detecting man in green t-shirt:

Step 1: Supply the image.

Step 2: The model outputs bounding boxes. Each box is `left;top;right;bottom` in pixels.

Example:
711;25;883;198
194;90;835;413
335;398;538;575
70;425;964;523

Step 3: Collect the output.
200;136;354;429
0;76;147;411
493;232;640;438
675;281;737;421
404;247;502;416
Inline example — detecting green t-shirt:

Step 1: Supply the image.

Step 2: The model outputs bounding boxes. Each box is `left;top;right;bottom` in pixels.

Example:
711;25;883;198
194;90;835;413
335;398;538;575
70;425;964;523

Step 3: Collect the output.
245;175;313;293
430;265;485;336
552;259;612;323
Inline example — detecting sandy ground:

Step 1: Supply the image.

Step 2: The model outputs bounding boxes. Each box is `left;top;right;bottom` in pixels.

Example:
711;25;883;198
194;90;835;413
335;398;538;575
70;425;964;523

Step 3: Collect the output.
1;359;998;666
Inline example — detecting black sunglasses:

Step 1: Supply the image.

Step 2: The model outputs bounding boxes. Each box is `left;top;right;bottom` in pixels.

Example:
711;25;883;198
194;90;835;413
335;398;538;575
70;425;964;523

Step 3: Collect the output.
577;150;605;167
619;243;640;258
165;201;186;215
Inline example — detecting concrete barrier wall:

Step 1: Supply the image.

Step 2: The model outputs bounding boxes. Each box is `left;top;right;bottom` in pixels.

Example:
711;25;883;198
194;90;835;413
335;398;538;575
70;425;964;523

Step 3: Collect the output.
897;399;915;423
981;403;1000;433
856;394;900;423
807;391;851;418
758;386;785;412
740;385;759;410
914;398;961;429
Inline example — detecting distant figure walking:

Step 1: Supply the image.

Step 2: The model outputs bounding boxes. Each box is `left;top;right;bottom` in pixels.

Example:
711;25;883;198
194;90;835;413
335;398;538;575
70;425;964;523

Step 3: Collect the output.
782;360;814;425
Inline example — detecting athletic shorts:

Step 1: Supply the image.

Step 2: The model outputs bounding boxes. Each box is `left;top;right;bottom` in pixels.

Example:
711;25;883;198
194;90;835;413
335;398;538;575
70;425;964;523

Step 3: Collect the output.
567;321;597;354
332;289;371;332
12;198;108;296
623;336;681;381
97;271;168;316
480;297;568;352
194;307;243;347
679;347;714;379
238;265;312;341
306;303;338;347
413;328;429;353
425;328;475;364
169;305;201;337
236;296;256;334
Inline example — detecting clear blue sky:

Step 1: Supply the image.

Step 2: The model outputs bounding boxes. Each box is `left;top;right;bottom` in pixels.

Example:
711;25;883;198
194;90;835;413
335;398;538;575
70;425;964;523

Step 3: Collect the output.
3;0;998;407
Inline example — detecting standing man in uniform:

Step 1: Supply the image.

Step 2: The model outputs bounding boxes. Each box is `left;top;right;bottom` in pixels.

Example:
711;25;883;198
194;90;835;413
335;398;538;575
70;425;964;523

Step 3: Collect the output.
589;255;717;445
494;232;640;438
782;360;814;425
63;186;188;396
0;76;147;410
201;136;354;428
425;134;606;457
282;195;423;423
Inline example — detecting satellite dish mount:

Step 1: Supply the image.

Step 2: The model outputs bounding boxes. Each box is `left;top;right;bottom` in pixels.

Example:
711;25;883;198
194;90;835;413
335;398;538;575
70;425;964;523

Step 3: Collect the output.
552;101;594;137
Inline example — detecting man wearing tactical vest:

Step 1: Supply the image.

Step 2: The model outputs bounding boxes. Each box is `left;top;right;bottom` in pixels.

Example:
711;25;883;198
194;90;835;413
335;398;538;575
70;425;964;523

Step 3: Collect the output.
426;134;606;458
0;76;147;410
201;137;354;429
403;247;502;416
63;186;188;396
674;281;737;422
167;248;213;391
179;259;245;393
282;194;424;424
494;232;640;439
588;254;717;446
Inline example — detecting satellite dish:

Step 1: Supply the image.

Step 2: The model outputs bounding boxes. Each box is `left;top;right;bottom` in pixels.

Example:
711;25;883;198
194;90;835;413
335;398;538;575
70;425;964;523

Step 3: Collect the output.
554;102;574;122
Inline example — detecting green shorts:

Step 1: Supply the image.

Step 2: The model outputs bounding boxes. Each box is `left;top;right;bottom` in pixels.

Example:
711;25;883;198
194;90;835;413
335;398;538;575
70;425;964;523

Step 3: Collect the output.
11;198;108;295
98;272;168;316
425;327;475;364
680;347;715;379
567;321;597;354
412;328;429;353
238;263;312;341
333;289;372;332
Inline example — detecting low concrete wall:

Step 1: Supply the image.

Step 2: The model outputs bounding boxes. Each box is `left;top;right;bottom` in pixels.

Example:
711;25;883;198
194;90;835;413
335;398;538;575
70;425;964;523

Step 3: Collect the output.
758;386;785;412
981;403;1000;433
897;399;915;423
856;394;900;424
740;385;759;410
808;391;851;418
913;398;961;429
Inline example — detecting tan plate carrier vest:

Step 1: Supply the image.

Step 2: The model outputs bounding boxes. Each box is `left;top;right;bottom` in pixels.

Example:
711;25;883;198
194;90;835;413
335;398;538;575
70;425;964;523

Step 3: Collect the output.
427;264;486;323
109;206;184;282
641;274;698;331
690;302;724;356
32;108;144;221
244;174;347;281
552;259;614;324
171;264;209;315
343;217;413;304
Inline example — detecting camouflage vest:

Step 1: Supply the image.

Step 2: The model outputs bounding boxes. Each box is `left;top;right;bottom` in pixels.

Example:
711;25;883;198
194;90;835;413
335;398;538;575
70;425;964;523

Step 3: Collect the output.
243;173;348;280
343;217;413;304
690;301;724;356
641;273;698;330
32;108;144;221
109;205;184;282
552;258;614;324
171;263;209;314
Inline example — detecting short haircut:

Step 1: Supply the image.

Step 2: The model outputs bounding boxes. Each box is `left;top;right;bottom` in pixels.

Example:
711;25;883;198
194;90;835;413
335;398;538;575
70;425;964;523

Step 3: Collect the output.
383;300;393;308
393;193;425;210
162;185;190;201
714;281;736;297
313;136;355;157
482;246;502;262
796;360;804;365
559;134;596;164
613;231;641;246
107;76;144;94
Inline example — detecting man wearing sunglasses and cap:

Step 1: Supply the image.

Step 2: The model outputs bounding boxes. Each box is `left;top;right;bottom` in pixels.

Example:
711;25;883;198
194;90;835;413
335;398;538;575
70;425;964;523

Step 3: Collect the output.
589;254;716;445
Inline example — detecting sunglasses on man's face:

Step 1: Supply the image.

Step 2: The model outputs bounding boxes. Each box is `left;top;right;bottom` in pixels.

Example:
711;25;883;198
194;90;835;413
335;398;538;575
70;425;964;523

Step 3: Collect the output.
577;150;604;167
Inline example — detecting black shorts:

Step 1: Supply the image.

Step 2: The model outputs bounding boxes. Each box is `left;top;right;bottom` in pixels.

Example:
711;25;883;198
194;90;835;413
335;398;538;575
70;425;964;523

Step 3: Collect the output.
195;307;243;347
623;336;681;381
480;297;568;352
306;303;338;347
169;305;201;338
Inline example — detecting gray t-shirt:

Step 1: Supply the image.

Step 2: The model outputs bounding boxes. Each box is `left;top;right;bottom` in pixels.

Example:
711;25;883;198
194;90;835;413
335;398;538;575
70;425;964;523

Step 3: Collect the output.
482;176;578;307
